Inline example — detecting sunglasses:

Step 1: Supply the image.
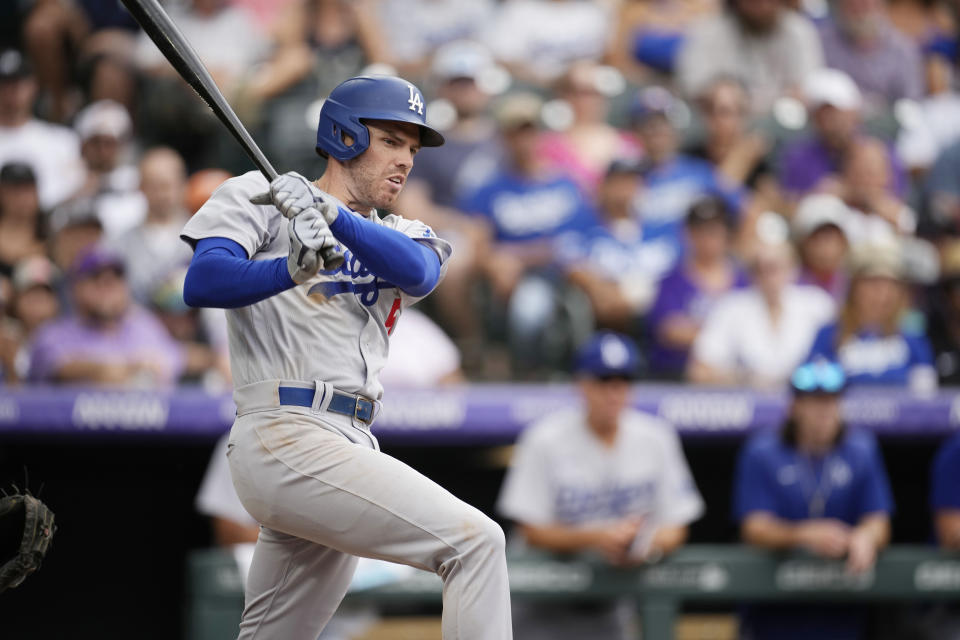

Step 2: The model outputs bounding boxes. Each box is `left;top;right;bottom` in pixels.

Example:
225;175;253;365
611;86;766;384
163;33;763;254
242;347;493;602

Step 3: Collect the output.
791;361;846;394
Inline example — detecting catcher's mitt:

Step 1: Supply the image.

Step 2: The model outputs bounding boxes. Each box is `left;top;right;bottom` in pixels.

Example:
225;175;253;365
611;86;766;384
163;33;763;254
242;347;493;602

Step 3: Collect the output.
0;493;55;593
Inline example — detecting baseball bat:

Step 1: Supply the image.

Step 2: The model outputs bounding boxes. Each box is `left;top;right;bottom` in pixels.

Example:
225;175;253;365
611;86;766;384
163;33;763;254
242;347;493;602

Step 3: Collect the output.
121;0;344;269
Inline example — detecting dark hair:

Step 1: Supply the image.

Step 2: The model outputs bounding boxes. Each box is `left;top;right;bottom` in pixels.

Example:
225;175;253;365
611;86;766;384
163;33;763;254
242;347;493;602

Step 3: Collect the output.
780;415;846;448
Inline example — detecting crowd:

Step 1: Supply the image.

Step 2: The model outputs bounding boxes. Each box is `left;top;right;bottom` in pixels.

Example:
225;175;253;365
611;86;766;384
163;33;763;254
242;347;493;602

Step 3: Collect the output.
1;0;959;391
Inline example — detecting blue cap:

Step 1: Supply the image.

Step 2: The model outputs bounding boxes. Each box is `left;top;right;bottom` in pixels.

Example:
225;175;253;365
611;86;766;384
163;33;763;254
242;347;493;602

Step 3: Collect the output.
574;331;640;378
790;360;846;395
69;245;124;280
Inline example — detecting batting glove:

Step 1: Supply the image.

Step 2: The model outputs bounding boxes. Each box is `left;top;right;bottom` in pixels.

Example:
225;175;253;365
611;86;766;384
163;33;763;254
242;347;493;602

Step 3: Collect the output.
250;171;341;225
287;208;341;283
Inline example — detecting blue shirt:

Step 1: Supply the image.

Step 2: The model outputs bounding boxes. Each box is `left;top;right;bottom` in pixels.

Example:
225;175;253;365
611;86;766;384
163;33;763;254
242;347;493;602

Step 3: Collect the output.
458;171;597;244
633;155;740;272
734;429;894;525
806;322;934;386
932;432;960;511
554;221;675;282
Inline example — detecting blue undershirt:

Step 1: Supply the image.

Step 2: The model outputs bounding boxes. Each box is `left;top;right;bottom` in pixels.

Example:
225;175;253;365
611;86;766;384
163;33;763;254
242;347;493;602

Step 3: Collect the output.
183;209;440;309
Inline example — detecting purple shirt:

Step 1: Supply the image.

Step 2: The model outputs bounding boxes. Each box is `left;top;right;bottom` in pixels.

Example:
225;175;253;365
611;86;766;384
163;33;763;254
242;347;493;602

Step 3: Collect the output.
647;262;748;376
778;136;907;198
28;306;186;386
819;19;924;104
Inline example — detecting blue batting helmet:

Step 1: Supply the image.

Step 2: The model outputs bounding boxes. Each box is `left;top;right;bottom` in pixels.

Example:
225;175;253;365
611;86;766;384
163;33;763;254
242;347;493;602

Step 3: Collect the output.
316;75;445;161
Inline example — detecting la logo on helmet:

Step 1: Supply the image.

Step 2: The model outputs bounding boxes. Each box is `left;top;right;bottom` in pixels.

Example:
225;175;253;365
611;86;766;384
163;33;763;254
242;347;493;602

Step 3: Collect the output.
407;84;424;115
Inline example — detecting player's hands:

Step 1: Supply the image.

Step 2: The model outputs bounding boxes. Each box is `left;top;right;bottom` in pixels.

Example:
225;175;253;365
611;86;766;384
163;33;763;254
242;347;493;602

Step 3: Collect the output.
845;528;878;574
287;208;340;283
250;171;319;220
590;517;645;565
796;519;851;559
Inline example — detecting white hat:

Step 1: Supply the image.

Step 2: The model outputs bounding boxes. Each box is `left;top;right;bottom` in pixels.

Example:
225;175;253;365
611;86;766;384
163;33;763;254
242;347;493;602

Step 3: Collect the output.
74;100;132;141
793;193;851;241
803;68;862;111
431;40;494;81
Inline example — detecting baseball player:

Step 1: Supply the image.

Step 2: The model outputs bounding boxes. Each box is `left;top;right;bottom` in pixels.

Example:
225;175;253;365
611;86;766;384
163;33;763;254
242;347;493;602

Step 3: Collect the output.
180;75;512;640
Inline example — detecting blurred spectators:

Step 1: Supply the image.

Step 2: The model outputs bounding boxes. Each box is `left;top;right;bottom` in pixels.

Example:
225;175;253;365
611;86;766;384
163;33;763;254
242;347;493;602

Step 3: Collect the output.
646;196;748;379
608;0;720;80
836;137;916;239
134;0;267;169
778;68;907;201
22;0;91;122
932;432;960;550
70;99;145;239
251;0;388;175
0;256;61;384
0;274;14;383
47;198;103;276
0;162;46;277
458;92;597;374
558;160;660;333
378;0;495;76
805;242;936;391
0;49;83;210
497;332;704;639
379;308;464;387
27;245;184;386
887;0;957;50
927;241;960;384
397;40;503;365
922;140;960;236
538;62;640;195
109;147;192;305
149;269;230;388
734;359;893;640
484;0;613;86
819;0;924;108
895;46;960;172
629;86;739;279
185;168;232;215
688;218;835;388
677;0;823;114
793;193;852;303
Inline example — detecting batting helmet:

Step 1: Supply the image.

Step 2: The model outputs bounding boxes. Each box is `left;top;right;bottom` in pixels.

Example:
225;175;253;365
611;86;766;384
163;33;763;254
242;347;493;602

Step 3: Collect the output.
316;75;445;161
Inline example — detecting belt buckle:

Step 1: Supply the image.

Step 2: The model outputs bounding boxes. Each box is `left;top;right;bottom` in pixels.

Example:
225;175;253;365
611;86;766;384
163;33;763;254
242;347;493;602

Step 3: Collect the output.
354;395;372;424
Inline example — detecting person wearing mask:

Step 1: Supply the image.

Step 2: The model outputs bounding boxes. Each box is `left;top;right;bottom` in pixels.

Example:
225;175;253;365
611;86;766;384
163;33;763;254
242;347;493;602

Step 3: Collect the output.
498;331;704;640
647;195;748;379
805;242;936;392
734;359;893;640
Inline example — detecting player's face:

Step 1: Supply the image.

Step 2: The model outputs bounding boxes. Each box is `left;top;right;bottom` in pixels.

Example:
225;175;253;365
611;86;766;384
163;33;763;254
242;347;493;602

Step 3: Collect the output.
580;376;631;434
791;393;843;450
345;120;421;210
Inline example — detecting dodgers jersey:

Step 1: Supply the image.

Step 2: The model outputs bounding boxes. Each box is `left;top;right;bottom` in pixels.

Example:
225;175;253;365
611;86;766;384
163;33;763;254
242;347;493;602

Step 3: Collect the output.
497;408;704;529
181;171;452;399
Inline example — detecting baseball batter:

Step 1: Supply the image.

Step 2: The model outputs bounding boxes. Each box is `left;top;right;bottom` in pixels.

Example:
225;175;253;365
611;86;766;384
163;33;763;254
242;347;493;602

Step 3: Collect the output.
181;75;512;640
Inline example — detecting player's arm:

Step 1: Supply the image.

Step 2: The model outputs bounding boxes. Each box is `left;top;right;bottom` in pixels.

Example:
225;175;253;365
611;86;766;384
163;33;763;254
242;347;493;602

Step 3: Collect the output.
327;206;442;297
518;518;644;564
183;237;297;309
936;511;960;550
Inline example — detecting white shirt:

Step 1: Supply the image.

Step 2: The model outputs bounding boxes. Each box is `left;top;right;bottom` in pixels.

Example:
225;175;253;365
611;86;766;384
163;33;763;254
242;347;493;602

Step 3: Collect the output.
180;171;452;399
692;284;835;385
379;308;461;388
380;0;496;64
497;408;704;531
0;120;84;209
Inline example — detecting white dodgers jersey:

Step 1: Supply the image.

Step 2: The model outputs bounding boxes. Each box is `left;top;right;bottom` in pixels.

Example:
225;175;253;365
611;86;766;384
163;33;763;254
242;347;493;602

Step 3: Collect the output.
180;171;452;399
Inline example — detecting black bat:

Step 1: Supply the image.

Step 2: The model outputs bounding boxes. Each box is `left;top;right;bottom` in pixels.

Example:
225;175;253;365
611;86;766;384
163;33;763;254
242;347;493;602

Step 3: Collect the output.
121;0;344;269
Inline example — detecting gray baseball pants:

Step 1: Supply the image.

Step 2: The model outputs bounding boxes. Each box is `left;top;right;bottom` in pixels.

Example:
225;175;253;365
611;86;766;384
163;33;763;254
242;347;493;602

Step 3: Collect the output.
228;380;512;640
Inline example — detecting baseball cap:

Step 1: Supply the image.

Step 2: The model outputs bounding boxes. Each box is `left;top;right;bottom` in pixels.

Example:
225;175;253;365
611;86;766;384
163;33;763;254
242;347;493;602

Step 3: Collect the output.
849;241;903;280
630;86;677;124
790;359;847;395
74;100;132;141
0;50;30;81
574;331;640;379
48;199;103;235
0;162;36;185
792;193;851;241
69;245;124;280
432;40;494;81
493;92;543;130
686;195;733;227
11;256;58;293
803;68;862;111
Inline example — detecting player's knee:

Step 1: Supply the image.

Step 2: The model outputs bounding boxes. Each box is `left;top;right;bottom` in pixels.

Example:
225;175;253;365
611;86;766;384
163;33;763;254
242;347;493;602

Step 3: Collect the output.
463;511;506;558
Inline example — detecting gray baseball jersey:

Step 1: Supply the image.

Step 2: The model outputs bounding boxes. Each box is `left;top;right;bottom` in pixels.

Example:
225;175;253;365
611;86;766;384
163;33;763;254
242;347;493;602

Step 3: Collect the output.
181;170;452;399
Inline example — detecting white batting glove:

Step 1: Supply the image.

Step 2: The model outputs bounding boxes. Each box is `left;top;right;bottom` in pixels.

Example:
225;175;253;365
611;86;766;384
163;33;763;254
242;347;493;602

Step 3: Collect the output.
286;208;341;283
250;171;341;225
